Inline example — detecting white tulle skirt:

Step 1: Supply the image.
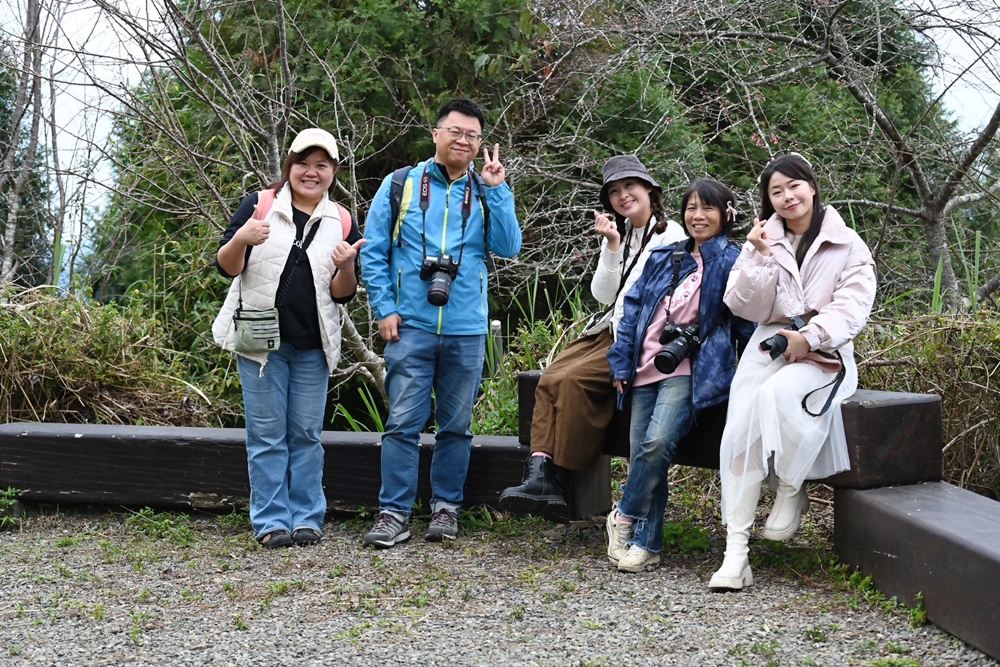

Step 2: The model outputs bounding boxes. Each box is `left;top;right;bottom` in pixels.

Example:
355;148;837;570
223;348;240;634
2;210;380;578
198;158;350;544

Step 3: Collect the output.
719;322;856;524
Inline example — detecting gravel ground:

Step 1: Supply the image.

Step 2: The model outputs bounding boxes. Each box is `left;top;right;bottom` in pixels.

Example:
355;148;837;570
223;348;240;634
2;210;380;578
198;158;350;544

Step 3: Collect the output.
0;503;996;667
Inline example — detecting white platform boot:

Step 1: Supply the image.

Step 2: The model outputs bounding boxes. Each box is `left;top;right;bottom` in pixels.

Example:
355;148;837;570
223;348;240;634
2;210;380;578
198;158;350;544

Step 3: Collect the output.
709;484;761;591
761;480;809;541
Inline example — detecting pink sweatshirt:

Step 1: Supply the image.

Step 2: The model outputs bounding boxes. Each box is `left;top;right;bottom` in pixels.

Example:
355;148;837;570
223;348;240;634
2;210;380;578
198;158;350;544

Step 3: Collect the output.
723;206;876;353
633;256;703;387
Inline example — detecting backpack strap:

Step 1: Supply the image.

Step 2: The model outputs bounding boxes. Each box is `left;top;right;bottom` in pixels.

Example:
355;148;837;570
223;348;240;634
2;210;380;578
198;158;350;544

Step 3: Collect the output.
256;188;276;219
387;166;413;267
336;203;353;241
261;187;352;241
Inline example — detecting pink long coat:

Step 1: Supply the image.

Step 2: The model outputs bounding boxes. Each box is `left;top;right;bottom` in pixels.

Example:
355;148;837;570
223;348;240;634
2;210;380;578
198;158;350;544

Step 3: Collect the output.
718;205;877;523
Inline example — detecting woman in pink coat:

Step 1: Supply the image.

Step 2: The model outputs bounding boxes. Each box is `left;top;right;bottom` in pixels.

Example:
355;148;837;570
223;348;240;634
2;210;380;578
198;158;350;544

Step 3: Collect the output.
709;154;876;591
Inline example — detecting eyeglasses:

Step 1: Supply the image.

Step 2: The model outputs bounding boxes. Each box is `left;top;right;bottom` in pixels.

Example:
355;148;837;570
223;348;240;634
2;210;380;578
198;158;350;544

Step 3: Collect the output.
437;126;484;143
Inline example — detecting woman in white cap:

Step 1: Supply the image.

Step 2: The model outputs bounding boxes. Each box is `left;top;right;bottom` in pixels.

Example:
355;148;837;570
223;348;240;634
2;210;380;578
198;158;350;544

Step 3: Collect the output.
499;155;687;521
212;128;364;548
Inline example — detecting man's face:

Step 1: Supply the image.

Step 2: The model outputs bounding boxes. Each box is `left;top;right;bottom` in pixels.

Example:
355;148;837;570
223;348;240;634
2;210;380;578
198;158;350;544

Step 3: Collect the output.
432;111;483;175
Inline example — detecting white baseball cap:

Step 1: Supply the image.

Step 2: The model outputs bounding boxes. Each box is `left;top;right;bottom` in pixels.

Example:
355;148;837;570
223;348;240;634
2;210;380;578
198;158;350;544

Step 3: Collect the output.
288;128;339;162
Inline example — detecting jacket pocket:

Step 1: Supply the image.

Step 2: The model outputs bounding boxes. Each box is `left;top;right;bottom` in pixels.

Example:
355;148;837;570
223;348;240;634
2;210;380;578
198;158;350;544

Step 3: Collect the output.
479;271;487;315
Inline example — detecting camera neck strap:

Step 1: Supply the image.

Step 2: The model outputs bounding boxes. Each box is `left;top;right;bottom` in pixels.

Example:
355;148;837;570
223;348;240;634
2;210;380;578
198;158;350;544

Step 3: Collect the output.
419;163;473;269
662;244;688;323
614;221;654;299
801;351;846;417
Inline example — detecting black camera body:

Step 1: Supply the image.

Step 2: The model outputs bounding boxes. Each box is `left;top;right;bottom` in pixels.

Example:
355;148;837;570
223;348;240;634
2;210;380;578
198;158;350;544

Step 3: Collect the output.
654;323;701;375
420;254;460;306
759;315;807;359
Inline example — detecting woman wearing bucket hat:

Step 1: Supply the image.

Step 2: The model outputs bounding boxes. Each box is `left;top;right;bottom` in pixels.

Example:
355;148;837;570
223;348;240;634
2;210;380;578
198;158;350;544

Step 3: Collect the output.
212;128;364;549
499;155;687;521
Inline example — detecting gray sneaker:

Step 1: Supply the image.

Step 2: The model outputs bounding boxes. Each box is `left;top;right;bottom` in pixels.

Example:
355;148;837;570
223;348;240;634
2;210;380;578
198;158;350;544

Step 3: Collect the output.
425;508;459;542
363;512;411;548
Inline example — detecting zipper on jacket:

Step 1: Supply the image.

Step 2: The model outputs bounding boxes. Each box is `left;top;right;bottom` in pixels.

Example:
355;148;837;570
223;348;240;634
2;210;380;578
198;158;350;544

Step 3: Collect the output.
434;180;453;335
440;181;452;256
395;268;402;307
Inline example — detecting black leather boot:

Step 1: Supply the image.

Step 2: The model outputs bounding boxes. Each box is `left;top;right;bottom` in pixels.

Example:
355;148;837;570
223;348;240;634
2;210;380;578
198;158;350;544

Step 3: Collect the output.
499;456;569;523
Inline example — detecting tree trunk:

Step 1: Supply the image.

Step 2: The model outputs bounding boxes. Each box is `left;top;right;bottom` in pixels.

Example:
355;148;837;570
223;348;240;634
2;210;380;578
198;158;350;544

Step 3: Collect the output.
1;0;43;285
925;214;962;310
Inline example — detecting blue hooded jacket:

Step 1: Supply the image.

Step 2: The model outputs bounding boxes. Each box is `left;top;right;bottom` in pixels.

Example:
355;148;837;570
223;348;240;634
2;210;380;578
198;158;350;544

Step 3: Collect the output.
608;233;755;412
360;158;521;335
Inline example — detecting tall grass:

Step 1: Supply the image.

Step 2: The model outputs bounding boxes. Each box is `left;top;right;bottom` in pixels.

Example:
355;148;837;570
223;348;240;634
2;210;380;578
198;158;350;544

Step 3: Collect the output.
473;298;589;436
0;285;240;426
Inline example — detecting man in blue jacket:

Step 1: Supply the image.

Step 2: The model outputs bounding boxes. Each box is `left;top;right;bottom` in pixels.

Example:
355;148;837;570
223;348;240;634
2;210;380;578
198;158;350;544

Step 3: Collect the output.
360;99;522;547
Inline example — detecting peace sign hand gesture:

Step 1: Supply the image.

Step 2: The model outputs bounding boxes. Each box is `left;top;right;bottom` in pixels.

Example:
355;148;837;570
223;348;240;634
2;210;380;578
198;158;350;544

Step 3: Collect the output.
480;144;506;187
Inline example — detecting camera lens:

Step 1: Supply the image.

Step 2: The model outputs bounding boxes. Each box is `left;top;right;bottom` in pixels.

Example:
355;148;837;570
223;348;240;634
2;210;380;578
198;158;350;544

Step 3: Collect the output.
427;271;453;306
654;337;690;374
759;333;788;359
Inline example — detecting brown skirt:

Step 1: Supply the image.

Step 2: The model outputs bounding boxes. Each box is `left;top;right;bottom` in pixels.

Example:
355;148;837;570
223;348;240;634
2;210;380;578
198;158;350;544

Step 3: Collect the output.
529;329;617;471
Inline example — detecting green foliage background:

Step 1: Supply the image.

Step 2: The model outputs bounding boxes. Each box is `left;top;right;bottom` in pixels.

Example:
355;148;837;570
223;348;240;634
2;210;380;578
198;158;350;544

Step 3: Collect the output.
0;0;998;499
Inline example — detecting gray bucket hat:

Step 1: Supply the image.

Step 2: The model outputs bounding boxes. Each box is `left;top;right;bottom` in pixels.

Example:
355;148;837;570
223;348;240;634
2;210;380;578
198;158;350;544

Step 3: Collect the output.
599;155;661;214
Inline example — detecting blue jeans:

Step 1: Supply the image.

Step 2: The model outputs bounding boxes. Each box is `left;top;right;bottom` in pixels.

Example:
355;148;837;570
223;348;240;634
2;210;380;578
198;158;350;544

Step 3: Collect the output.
379;325;486;519
618;376;694;553
238;345;329;539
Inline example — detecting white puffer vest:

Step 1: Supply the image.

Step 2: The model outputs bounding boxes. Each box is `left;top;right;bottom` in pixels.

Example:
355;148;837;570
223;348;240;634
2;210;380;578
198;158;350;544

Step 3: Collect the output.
212;185;346;374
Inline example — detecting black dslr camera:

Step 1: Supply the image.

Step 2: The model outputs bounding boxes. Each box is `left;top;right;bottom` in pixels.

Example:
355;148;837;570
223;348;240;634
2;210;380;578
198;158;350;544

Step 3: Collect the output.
420;254;460;306
654;323;701;375
759;315;807;359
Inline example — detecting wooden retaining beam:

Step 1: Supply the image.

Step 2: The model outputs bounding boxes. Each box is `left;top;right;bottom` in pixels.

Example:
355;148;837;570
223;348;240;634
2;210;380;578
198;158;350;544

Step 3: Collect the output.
0;423;524;513
834;482;1000;660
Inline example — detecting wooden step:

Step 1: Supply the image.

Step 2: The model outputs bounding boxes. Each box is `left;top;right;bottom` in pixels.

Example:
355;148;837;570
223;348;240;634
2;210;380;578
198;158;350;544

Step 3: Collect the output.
834;482;1000;660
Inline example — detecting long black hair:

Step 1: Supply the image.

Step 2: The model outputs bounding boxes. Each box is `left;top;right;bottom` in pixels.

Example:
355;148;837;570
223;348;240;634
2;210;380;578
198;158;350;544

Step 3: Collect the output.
759;154;824;266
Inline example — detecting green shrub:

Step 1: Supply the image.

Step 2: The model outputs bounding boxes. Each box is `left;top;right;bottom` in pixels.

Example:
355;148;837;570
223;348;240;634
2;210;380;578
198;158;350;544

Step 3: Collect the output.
473;304;586;436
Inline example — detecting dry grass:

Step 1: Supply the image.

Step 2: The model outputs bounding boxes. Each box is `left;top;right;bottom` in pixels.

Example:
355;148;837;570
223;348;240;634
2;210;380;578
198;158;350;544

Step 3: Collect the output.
0;287;238;427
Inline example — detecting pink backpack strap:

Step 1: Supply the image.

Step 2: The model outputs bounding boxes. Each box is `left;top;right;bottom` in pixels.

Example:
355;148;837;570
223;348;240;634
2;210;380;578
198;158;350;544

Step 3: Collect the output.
257;189;351;240
336;203;353;240
256;188;276;219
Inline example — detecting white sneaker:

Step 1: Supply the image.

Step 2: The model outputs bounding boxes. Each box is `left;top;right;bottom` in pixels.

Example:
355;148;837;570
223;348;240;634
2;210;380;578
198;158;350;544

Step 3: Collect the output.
605;506;632;564
617;544;660;573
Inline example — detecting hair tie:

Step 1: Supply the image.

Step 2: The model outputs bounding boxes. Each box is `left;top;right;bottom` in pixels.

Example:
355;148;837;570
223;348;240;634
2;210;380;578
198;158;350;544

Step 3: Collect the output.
726;201;737;221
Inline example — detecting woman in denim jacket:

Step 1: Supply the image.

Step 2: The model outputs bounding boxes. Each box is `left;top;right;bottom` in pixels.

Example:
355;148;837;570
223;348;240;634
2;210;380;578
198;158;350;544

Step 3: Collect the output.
606;178;754;573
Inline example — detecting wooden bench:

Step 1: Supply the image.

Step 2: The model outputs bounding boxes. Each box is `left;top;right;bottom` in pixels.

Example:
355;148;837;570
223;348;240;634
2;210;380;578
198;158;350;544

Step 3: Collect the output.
2;388;999;660
834;482;1000;660
0;424;523;513
517;370;944;517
